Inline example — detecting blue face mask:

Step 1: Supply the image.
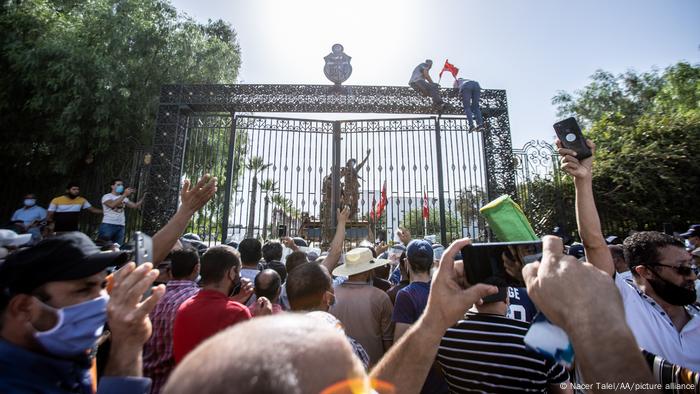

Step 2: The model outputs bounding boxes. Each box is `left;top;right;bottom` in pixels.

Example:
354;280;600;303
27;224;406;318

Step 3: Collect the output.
24;199;36;207
115;185;125;194
34;295;109;358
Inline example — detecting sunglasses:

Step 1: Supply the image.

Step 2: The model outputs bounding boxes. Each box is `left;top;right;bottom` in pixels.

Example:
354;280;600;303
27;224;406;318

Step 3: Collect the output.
648;263;699;276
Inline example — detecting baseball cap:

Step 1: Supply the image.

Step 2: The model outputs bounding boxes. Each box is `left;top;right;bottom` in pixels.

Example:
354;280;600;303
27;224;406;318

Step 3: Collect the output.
567;244;585;259
0;229;32;248
605;235;621;245
0;232;128;295
407;239;434;261
680;225;700;238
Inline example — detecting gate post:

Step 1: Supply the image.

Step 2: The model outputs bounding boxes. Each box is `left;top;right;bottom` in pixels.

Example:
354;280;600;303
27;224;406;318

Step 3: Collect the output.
331;121;342;231
434;117;448;246
220;112;237;244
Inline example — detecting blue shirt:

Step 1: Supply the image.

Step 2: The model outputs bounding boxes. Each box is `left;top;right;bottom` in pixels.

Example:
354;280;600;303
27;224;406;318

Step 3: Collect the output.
0;339;150;394
11;205;47;226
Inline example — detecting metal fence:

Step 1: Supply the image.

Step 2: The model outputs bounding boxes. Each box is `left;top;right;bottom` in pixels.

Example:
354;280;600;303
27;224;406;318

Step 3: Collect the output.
179;114;492;245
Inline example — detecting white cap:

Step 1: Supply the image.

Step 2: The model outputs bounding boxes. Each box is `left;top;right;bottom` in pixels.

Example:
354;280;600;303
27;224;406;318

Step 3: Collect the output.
0;230;32;248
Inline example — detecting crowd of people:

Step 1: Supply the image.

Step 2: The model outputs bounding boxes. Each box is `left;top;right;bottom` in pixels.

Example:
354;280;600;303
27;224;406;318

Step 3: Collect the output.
0;139;699;394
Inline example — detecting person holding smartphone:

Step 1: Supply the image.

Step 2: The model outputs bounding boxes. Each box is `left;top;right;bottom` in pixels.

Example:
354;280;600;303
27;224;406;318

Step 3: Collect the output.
99;179;145;245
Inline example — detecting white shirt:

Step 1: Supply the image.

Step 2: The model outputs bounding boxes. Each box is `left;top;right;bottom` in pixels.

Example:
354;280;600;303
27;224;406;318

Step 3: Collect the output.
101;193;130;226
615;274;700;369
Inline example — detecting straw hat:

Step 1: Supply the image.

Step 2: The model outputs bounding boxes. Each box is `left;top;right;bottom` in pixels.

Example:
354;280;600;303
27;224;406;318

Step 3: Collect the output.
332;248;391;277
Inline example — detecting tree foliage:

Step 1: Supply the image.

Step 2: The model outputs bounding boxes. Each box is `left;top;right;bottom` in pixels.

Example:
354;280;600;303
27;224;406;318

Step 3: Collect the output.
401;207;461;245
0;0;241;213
551;62;700;234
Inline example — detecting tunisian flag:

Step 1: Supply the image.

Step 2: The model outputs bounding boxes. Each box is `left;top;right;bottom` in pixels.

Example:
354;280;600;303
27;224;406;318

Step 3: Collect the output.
439;59;459;79
422;191;429;220
376;181;388;219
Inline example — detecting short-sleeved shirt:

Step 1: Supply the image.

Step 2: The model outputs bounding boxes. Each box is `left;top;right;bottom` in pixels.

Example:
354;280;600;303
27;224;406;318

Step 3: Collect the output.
172;289;251;363
330;281;394;365
615;274;700;369
392;281;430;324
48;195;92;232
101;193;130;226
409;63;430;84
11;205;47;227
438;313;569;393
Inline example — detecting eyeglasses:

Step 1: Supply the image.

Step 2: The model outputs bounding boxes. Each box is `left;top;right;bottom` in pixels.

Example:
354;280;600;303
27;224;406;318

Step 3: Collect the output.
647;263;699;276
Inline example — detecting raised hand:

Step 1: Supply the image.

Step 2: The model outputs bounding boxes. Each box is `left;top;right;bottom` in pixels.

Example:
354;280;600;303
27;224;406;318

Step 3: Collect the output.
337;206;351;224
180;174;217;214
397;226;412;245
230;278;254;304
556;138;595;180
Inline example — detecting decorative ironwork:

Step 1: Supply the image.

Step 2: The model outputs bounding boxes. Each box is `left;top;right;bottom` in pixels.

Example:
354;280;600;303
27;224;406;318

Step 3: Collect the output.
143;83;516;242
156;84;507;116
324;44;352;85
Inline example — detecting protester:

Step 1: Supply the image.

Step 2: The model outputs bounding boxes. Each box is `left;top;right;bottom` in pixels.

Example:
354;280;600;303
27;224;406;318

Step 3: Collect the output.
331;248;394;366
409;59;446;110
10;192;47;244
392;239;448;393
172;245;253;363
558;138;700;370
681;224;700;250
437;277;571;393
163;237;499;394
453;77;484;131
46;182;102;233
522;235;657;390
249;269;283;317
0;233;164;393
286;262;371;368
261;241;288;283
610;244;632;281
238;238;262;283
98;178;145;245
143;247;201;394
387;251;409;304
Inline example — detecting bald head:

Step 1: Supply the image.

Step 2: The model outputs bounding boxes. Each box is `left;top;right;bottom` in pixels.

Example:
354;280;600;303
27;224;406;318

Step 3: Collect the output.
164;314;364;394
254;269;281;302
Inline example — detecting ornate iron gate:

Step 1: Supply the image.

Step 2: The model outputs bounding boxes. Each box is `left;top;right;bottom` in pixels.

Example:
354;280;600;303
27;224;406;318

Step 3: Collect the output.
143;84;515;246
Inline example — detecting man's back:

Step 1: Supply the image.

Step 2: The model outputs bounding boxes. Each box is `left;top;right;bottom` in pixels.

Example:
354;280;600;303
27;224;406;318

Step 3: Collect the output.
143;280;200;393
438;313;569;393
172;289;251;363
330;281;393;365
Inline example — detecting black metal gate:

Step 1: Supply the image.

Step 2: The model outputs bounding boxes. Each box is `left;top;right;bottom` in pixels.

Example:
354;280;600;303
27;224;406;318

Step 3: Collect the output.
177;114;495;245
142;83;515;245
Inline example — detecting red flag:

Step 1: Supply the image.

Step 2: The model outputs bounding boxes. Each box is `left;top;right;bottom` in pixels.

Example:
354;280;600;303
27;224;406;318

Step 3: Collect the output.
439;59;459;79
376;181;388;219
422;191;429;220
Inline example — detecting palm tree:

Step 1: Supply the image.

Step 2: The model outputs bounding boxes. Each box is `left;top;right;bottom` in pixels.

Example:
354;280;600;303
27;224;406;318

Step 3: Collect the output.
259;178;278;240
245;156;272;238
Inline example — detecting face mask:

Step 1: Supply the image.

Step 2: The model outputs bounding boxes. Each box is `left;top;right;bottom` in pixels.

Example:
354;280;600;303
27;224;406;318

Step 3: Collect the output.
34;295;109;358
24;199;36;207
115;185;125;194
647;271;697;306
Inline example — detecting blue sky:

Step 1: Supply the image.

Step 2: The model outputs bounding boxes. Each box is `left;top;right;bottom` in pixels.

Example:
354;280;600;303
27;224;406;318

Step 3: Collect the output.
171;0;700;147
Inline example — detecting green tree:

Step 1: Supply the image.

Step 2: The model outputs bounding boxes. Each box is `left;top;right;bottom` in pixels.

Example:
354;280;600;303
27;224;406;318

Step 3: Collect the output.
245;156;271;238
551;62;700;234
259;178;278;240
401;208;461;245
0;0;241;216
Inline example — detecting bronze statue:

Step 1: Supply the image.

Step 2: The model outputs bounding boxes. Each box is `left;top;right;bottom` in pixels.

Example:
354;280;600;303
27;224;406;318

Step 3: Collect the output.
340;149;371;218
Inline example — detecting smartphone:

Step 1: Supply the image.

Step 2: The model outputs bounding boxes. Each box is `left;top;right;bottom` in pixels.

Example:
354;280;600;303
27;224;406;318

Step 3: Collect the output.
460;241;543;285
133;231;153;266
553;117;592;160
277;224;287;238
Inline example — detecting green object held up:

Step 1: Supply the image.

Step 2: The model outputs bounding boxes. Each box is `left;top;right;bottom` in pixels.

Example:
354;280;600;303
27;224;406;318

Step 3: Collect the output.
479;195;538;241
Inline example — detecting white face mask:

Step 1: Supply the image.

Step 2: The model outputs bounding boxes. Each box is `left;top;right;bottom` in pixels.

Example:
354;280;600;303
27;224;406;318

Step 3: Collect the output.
24;199;36;207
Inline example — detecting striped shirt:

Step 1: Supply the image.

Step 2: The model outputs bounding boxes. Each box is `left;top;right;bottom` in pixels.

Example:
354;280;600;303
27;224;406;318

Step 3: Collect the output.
48;195;92;232
438;313;569;393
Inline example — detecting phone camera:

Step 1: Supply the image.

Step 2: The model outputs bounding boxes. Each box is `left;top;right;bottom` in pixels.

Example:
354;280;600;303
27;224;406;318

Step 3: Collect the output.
565;133;577;142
